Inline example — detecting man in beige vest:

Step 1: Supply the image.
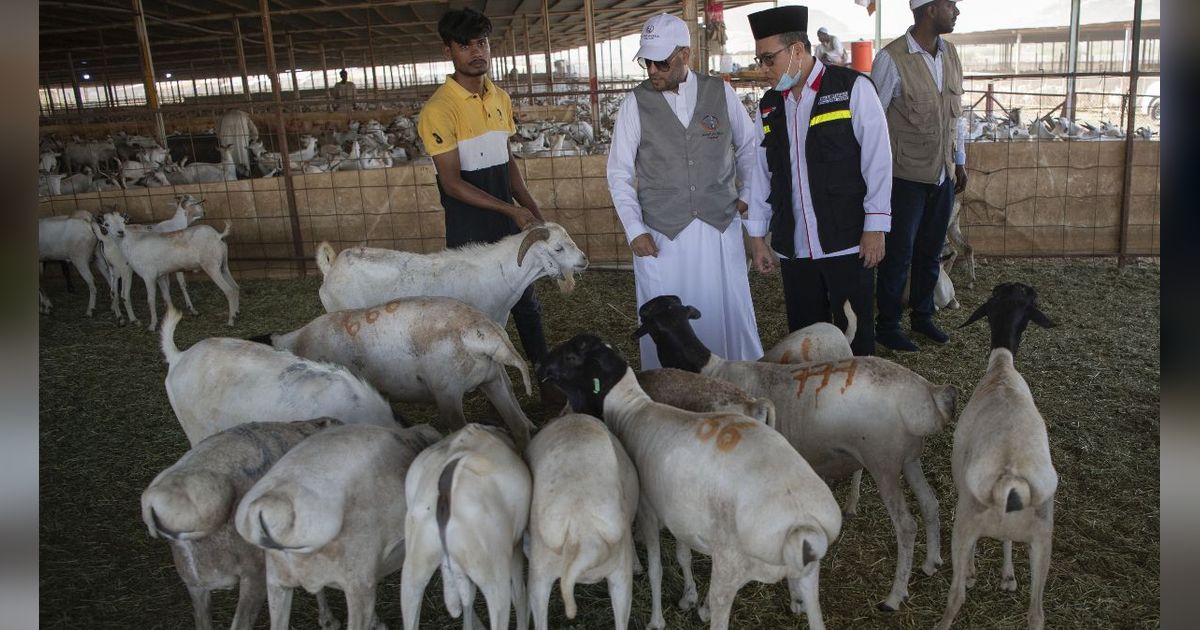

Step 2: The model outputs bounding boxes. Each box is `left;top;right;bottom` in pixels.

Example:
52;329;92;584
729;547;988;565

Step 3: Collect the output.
872;0;967;352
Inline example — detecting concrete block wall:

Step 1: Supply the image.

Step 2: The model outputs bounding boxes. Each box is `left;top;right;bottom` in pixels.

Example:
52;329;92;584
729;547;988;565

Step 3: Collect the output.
38;143;1158;280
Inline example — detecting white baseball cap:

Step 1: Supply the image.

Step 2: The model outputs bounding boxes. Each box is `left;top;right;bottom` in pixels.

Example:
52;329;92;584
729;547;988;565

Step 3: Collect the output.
910;0;959;8
634;14;690;62
817;26;829;35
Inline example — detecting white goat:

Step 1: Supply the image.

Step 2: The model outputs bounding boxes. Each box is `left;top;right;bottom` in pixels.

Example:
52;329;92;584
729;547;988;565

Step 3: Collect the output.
248;135;318;177
98;211;238;331
90;198;207;325
141;418;342;630
401;424;532;630
39;150;60;173
937;283;1058;630
538;335;842;630
254;296;536;449
38;213;113;318
165;144;236;185
236;423;442;630
159;307;398;446
635;295;958;612
526;414;639;630
760;300;857;364
316;223;589;324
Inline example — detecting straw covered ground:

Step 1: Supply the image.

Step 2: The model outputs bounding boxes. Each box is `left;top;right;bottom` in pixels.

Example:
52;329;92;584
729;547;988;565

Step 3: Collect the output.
40;257;1159;629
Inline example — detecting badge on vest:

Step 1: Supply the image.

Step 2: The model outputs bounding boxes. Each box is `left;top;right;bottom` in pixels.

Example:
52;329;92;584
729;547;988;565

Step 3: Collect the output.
701;114;723;139
816;91;850;106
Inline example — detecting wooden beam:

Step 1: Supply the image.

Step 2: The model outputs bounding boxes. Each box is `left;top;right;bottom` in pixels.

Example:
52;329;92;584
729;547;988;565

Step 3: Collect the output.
260;0;306;277
233;17;252;100
542;0;553;91
584;0;600;123
131;0;166;144
524;14;533;93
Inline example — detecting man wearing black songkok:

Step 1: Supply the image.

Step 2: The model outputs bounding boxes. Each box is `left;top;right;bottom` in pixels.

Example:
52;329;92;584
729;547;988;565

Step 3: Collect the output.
744;5;893;356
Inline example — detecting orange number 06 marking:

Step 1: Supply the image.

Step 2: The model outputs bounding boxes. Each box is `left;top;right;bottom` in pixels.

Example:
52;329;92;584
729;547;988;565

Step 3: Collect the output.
695;418;756;453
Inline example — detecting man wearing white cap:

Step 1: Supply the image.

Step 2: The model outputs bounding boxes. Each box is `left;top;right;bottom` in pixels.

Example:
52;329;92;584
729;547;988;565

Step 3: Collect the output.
871;0;968;351
607;13;763;369
814;27;849;66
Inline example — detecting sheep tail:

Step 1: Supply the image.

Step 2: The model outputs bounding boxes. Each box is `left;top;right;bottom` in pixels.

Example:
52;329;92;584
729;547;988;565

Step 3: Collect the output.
841;299;858;346
161;307;183;366
490;329;532;397
993;472;1031;513
315;242;337;277
218;221;231;240
782;525;827;574
559;529;604;619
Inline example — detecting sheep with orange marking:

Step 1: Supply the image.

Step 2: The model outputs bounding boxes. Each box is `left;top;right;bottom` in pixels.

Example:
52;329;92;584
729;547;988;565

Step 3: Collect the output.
759;300;856;364
538;335;841;630
250;296;536;449
634;295;958;613
314;223;589;325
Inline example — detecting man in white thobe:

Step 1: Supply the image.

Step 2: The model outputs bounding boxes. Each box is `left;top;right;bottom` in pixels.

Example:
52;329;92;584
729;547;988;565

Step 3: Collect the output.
608;13;763;369
815;27;850;66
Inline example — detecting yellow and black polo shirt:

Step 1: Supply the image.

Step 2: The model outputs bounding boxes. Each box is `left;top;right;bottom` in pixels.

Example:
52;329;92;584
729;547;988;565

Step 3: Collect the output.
418;75;517;246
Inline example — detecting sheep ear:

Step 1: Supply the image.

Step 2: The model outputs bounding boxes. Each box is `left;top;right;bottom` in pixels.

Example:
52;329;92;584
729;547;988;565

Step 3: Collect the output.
632;323;650;339
1028;307;1056;328
687;306;701;320
958;300;990;328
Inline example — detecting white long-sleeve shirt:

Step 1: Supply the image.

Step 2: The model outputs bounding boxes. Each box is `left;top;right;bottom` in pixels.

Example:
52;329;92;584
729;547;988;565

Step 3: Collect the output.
871;27;967;183
746;60;892;260
607;69;758;244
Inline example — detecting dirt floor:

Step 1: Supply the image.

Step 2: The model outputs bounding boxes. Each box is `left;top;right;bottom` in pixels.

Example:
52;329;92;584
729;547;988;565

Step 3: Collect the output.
39;257;1159;629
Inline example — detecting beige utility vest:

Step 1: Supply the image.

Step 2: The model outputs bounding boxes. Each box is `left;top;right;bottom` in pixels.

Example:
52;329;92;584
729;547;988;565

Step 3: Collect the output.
882;37;963;184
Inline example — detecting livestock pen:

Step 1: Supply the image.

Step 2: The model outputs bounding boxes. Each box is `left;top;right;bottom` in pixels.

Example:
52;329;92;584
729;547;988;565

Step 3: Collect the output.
40;257;1159;629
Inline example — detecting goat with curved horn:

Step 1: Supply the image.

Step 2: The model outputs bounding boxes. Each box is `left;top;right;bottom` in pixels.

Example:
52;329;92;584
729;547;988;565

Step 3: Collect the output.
517;225;551;267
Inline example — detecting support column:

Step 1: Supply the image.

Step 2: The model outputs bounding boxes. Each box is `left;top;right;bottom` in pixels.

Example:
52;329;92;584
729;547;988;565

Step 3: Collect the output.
367;10;378;91
66;51;83;109
287;33;300;100
319;41;331;99
542;0;553;92
874;0;882;52
584;0;600;123
232;17;251;101
131;0;166;145
260;0;306;277
99;30;115;108
524;14;534;94
683;0;699;70
1064;0;1081;119
1118;0;1144;266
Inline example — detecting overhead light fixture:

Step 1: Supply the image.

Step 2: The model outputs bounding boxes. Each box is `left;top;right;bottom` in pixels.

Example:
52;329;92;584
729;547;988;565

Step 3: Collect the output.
82;73;91;80
165;72;173;78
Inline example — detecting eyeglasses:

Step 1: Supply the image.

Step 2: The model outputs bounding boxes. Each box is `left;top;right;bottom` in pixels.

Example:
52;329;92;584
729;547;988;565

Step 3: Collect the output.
638;48;682;72
754;46;791;67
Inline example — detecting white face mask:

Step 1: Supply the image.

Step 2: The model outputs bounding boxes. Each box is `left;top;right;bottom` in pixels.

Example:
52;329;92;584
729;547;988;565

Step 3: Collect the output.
773;45;801;92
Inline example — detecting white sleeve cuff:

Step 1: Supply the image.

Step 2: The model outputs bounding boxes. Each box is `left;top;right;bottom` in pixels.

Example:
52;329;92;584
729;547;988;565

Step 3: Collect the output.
864;214;891;233
744;219;770;238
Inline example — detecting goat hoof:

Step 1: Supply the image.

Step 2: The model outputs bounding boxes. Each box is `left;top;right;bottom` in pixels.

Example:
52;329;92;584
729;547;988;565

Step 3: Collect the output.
1000;575;1017;592
697;604;710;623
790;599;804;615
922;560;942;576
678;591;697;611
877;599;901;613
843;509;857;518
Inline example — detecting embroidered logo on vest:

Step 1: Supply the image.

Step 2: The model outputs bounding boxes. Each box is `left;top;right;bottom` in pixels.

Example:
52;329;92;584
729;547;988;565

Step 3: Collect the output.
816;91;850;106
701;114;720;132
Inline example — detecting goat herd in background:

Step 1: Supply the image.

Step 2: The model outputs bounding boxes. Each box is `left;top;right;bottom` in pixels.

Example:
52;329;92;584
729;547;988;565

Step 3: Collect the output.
40;208;1058;629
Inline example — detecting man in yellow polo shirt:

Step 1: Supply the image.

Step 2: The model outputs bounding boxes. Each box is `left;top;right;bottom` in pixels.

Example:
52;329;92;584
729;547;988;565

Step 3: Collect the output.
418;7;556;400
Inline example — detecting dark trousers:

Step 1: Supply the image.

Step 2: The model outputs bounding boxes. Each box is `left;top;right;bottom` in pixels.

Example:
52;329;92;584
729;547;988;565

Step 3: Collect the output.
876;176;955;330
446;220;549;367
779;254;876;356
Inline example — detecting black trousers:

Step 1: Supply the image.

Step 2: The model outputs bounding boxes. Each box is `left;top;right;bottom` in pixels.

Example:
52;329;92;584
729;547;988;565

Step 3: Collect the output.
446;216;549;367
779;253;876;356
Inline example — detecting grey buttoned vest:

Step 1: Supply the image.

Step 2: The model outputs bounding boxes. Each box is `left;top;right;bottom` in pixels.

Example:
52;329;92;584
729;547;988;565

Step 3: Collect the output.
633;73;739;240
